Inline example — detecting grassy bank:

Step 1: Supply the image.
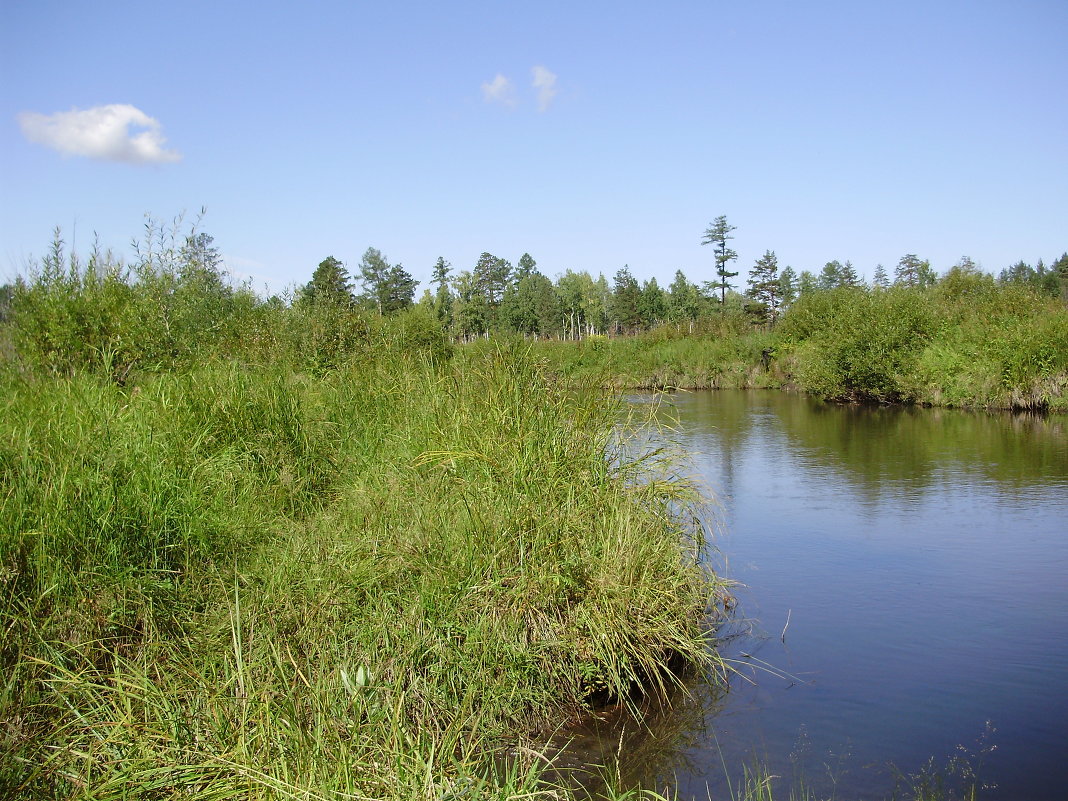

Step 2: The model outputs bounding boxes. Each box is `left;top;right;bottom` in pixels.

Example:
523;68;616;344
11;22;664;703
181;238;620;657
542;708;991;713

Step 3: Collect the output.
2;225;1037;798
533;281;1068;412
0;340;730;798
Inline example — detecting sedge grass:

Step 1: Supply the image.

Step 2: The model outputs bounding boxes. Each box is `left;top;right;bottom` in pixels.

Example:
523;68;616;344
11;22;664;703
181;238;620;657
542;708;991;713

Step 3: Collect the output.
0;343;730;799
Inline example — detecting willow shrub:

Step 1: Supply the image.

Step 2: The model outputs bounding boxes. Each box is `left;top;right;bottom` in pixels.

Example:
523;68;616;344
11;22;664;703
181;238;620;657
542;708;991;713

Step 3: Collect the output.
8;233;265;380
779;287;936;403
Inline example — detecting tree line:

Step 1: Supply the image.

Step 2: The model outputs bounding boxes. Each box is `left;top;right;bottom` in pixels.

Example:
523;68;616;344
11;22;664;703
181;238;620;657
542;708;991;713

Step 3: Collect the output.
301;215;1068;340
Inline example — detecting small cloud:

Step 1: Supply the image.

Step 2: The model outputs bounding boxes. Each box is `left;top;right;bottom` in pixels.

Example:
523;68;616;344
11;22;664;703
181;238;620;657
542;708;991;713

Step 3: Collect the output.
481;74;516;107
532;65;558;112
17;104;182;164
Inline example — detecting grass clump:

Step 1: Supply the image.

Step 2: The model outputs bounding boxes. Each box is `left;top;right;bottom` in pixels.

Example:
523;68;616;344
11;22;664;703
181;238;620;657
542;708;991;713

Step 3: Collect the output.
0;333;728;797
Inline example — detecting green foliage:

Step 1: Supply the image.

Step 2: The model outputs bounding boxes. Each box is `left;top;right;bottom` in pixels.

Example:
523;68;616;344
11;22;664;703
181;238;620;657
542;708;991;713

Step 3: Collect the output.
502;271;561;337
0;221;729;794
384;303;454;363
8;224;257;379
611;265;642;333
746;250;781;325
701;215;739;303
431;255;454;324
998;256;1065;298
778;288;936;403
301;255;354;306
0;344;726;797
356;247;416;315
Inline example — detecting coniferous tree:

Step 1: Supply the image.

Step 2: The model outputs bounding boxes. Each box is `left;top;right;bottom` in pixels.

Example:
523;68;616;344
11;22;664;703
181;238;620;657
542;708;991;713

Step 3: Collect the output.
382;264;417;313
872;263;890;289
894;254;924;287
303;256;354;306
746;249;781;325
778;265;799;307
611;265;642;334
701;215;739;303
839;260;860;288
516;253;536;281
358;247;390;313
504;272;560;336
819;260;844;290
473;252;512;329
638;278;667;329
432;257;453;324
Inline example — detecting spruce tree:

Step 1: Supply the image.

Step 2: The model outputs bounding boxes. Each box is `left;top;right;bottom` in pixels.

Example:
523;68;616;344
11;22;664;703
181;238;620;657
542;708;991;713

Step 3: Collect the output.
746;249;781;324
303;256;354;306
611;265;642;333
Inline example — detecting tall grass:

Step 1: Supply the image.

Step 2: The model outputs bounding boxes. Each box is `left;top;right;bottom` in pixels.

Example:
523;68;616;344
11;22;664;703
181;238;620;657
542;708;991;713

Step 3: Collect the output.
533;284;1068;411
0;337;729;798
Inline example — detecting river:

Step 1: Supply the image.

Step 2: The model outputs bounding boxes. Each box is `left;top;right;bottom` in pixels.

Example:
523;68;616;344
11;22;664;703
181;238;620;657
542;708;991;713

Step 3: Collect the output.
562;390;1068;799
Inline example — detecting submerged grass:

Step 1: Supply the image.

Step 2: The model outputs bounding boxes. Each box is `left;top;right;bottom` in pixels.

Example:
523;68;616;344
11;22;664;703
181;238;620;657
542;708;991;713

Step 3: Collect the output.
0;343;730;799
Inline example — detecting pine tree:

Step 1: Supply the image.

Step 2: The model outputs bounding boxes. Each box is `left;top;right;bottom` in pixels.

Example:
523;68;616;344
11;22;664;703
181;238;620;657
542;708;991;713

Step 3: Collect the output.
701;215;739;303
839;260;860;287
516;253;536;281
638;278;667;329
382;264;417;313
872;263;890;289
895;254;924;287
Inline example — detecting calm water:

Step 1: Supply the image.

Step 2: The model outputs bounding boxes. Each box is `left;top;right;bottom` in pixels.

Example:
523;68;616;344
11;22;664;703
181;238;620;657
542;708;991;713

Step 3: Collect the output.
564;391;1068;799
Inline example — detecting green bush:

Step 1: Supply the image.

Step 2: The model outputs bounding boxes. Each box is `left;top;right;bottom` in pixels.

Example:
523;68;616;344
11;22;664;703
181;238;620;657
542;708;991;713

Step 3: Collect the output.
779;288;935;403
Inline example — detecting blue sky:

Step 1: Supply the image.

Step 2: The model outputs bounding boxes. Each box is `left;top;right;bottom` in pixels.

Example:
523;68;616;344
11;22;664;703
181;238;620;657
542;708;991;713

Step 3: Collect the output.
2;0;1066;296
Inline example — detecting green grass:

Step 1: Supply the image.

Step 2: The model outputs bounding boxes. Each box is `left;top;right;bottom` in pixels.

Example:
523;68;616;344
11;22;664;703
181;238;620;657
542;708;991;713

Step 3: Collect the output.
531;285;1068;412
0;343;730;799
2;228;1037;798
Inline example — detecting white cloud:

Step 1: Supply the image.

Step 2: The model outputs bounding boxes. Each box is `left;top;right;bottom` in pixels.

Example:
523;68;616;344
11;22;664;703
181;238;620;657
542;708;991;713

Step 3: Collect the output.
481;74;516;107
531;65;558;112
17;104;182;164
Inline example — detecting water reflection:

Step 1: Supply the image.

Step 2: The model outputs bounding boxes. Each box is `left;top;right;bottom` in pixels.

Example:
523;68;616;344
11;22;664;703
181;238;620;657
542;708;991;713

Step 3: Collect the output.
567;391;1068;800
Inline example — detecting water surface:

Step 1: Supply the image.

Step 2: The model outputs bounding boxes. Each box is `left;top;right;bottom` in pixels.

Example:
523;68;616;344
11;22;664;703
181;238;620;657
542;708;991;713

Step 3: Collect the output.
571;391;1068;799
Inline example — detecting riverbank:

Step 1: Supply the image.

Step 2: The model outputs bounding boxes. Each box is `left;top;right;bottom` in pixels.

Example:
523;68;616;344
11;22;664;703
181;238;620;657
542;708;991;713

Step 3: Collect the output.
0;343;731;798
531;283;1068;412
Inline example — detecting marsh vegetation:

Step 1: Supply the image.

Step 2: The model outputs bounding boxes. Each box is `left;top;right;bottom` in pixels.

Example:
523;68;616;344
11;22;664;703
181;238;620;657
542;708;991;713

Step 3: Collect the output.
2;218;1063;799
